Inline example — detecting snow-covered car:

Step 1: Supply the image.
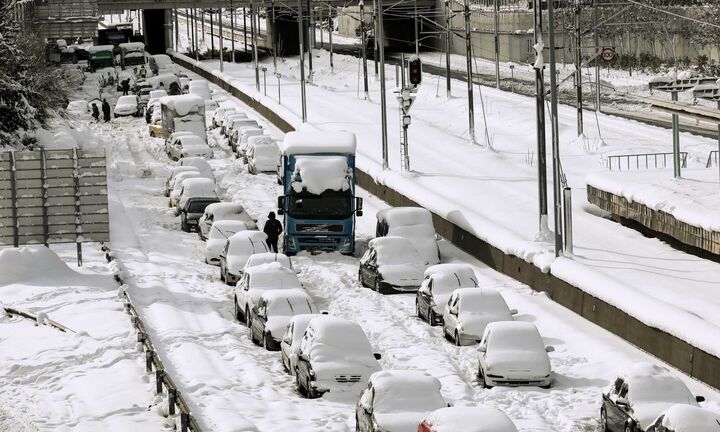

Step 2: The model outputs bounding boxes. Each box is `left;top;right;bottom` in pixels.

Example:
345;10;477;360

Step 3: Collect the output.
355;370;448;432
221;113;248;136
477;322;554;389
236;128;264;158
249;289;318;350
600;363;705;432
280;314;317;376
113;95;141;117
212;106;236;128
416;263;478;326
167;134;213;161
175;178;218;213
198;202;258;241
179;157;215;181
219;231;269;285
205;220;252;264
243;252;294;273
168;171;202;207
145;89;168;123
417;406;518;432
228;120;261;150
178;197;221;232
164;131;196;155
376;207;440;265
358;237;426;294
646;405;719;432
148;54;176;75
246;137;280;174
442;288;517;346
295;316;381;399
188;80;219;111
233;262;302;323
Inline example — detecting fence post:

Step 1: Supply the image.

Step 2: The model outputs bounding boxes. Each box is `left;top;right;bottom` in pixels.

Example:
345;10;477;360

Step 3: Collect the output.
168;388;177;415
72;148;83;266
180;412;190;432
563;186;573;255
145;350;153;373
40;149;49;246
155;369;164;395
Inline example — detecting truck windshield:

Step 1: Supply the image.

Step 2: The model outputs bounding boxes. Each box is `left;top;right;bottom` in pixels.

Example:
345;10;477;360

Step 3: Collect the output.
288;189;353;220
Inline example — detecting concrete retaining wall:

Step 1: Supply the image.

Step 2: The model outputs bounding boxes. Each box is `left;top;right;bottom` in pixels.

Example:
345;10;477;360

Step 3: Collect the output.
174;54;720;391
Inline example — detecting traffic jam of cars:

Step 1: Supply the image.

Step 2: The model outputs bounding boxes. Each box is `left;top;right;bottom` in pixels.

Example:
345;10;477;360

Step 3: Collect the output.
110;55;720;432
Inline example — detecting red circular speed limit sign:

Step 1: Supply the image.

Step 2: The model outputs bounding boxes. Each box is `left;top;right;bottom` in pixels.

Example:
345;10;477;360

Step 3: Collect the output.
601;47;616;62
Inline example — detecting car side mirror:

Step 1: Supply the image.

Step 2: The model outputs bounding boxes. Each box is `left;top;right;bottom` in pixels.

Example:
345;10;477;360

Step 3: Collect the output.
545;346;555;353
510;309;518;315
356;197;363;217
478;344;487;352
321;311;329;315
373;353;382;360
277;196;285;215
695;395;705;403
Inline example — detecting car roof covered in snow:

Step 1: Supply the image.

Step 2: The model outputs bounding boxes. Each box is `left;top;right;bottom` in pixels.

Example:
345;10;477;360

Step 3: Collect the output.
260;288;312;304
369;370;442;394
160;94;204;115
179;157;214;179
119;42;145;51
424;263;478;287
179;135;207;146
150;54;172;64
658;405;720;432
620;363;697;405
305;316;373;353
423;406;518;432
484;322;544;351
116;95;137;104
282;131;356;155
87;45;115;53
244;252;292;270
149;89;168;99
180;177;215;194
210;219;249;232
205;202;246;216
377;207;433;226
248;135;275;146
244;261;301;289
369;236;423;265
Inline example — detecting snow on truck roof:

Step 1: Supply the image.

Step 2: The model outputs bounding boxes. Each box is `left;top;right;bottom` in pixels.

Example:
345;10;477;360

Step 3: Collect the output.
160;94;204;115
87;45;115;53
119;42;145;51
291;156;351;195
282;131;356;155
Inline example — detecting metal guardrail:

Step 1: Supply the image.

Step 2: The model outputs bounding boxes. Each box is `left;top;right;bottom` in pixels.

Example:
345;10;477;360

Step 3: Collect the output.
101;243;202;432
608;152;688;171
707;150;719;168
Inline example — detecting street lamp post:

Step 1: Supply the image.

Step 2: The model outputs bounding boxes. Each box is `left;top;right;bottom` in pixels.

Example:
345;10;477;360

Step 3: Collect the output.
377;0;388;169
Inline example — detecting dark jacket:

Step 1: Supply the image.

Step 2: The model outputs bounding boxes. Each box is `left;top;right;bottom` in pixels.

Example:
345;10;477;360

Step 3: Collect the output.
101;101;111;120
263;219;283;240
92;104;100;119
121;80;130;91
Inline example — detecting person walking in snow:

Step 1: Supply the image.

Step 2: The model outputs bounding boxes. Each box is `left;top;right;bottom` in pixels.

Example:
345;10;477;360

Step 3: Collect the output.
101;99;111;122
121;79;130;96
139;65;146;78
263;212;283;253
91;103;100;122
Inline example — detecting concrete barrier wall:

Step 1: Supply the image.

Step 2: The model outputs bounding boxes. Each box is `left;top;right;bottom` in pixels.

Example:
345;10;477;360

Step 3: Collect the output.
174;54;720;391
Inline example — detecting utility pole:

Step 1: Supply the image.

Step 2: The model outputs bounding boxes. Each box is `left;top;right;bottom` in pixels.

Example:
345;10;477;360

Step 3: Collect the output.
297;0;307;121
192;7;199;61
444;0;451;97
210;10;214;57
307;0;313;79
243;8;248;52
574;0;584;136
219;6;224;72
493;0;500;89
594;0;601;112
252;2;259;91
174;9;179;51
548;0;563;256
360;0;369;98
672;91;680;178
373;9;379;76
463;0;475;143
328;4;334;72
533;0;548;236
201;9;206;42
272;1;277;71
185;8;190;45
377;0;389;169
414;0;419;56
230;0;236;63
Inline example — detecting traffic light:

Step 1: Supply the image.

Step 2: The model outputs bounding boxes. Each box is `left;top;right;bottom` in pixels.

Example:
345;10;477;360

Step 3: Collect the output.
408;56;422;86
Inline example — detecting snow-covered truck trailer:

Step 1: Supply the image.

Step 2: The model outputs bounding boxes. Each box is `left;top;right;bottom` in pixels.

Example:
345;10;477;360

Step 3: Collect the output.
277;131;363;255
159;95;207;144
87;45;115;71
119;42;145;69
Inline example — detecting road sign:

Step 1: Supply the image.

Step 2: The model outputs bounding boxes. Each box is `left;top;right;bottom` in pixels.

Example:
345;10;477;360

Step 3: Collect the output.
601;47;615;63
396;88;416;115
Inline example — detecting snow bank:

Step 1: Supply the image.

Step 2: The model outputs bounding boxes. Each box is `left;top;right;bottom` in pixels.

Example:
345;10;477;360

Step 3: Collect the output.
0;246;102;287
290;156;350;195
282;131;356;155
160;94;204;116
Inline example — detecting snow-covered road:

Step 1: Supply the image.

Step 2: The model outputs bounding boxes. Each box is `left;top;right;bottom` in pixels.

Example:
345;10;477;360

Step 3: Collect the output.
93;66;720;432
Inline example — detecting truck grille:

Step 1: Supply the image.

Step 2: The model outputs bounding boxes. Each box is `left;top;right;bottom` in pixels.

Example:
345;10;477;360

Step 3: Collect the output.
335;375;362;383
296;224;344;233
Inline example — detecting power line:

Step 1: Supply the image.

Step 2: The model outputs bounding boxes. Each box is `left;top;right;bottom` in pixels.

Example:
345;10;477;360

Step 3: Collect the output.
625;0;720;30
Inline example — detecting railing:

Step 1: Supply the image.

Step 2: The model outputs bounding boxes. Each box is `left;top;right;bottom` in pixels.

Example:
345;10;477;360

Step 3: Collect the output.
707;150;719;168
608;152;688;171
101;243;202;432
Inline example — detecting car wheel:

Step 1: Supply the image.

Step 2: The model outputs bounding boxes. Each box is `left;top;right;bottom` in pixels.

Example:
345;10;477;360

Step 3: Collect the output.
600;409;609;432
415;301;421;318
428;309;437;327
233;297;241;321
478;369;492;389
250;327;259;345
245;307;251;327
373;278;383;294
624;424;633;432
306;376;317;399
282;355;289;373
180;215;189;232
296;371;307;397
263;332;272;350
455;331;462;346
220;266;226;282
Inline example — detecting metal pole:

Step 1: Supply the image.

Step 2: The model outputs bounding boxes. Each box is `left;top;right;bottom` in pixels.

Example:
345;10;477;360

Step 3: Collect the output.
373;8;378;76
464;0;475;143
174;9;179;51
672;91;681;178
186;9;190;45
231;0;235;63
533;0;548;235
297;0;307;121
445;0;451;97
306;0;313;78
252;2;259;91
494;0;500;89
594;0;600;112
548;0;563;256
414;0;419;56
243;8;248;52
201;9;206;42
329;4;334;72
563;187;573;254
575;0;583;136
717;101;720;183
378;0;389;169
210;10;215;57
277;73;282;104
360;0;369;98
219;6;224;72
272;1;277;71
263;67;267;95
193;8;199;61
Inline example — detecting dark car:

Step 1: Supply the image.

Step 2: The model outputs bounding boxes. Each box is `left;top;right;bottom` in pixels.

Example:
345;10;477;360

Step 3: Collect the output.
248;289;317;351
600;363;704;432
358;237;425;294
179;197;220;232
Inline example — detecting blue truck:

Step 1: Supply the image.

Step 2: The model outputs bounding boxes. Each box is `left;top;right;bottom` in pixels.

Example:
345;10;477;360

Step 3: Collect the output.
277;131;363;255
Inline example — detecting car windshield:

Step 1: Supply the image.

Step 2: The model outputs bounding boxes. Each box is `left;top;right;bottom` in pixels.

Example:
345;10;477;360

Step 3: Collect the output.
628;375;694;405
268;297;313;316
288;189;353;220
251;271;300;289
487;326;544;352
373;385;445;414
188;200;215;213
460;292;508;313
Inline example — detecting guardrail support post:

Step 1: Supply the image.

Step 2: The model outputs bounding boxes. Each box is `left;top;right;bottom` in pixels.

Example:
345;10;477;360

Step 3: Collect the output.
168;388;177;415
145;350;153;373
671;91;681;178
156;369;164;395
563;186;573;255
180;412;190;432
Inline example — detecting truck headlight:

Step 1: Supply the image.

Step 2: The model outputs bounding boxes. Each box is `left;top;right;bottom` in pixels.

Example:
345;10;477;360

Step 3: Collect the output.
340;238;351;253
